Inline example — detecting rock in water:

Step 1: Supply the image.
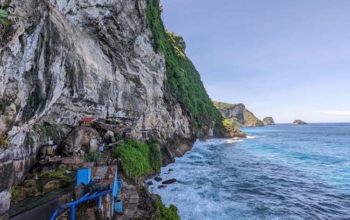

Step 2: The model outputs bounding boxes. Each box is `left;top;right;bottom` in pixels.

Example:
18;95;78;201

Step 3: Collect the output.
162;178;177;184
154;177;162;182
293;120;307;125
147;181;153;186
263;117;275;125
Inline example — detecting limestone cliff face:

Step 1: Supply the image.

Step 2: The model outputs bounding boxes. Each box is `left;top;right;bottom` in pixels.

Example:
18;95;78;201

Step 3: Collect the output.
0;0;202;217
263;117;275;125
213;101;264;127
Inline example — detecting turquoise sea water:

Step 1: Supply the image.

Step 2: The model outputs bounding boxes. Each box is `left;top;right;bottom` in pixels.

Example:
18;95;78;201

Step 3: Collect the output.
148;123;350;220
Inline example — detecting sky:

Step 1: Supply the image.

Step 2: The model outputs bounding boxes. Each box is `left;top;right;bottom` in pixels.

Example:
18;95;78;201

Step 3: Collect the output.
160;0;350;123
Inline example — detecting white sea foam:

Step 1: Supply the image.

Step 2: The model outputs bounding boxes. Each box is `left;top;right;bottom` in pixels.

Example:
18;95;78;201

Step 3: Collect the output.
226;139;243;144
146;124;350;220
344;161;350;166
148;162;246;220
324;164;336;167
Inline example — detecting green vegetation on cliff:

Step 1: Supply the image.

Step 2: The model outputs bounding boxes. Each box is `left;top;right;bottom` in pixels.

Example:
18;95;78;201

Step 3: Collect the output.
0;4;16;26
156;195;181;220
0;134;10;148
146;0;222;128
112;139;162;177
222;119;236;133
39;124;65;144
84;150;101;163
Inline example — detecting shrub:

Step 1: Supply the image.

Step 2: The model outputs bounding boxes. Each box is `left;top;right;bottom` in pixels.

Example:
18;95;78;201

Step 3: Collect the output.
83;150;101;163
39;124;65;144
223;119;236;133
40;168;72;187
11;186;19;198
148;138;162;171
40;167;66;178
156;195;181;220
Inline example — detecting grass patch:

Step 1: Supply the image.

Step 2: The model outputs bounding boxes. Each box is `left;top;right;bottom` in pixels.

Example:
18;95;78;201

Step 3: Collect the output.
40;167;72;188
40;167;66;178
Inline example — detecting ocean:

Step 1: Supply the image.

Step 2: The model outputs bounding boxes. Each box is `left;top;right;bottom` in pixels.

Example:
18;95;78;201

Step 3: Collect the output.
148;123;350;220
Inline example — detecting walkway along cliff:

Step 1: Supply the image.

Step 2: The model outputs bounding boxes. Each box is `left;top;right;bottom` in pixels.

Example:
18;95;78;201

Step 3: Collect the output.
0;0;241;218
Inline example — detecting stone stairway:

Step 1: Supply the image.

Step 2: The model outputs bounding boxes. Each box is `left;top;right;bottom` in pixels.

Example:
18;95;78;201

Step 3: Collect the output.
115;184;139;220
99;148;110;166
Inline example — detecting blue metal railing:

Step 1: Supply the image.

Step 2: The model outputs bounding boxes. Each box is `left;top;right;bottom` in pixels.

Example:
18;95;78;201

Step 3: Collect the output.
50;189;112;220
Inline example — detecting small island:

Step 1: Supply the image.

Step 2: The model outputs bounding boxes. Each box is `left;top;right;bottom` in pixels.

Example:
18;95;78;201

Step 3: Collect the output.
263;117;275;125
293;120;307;125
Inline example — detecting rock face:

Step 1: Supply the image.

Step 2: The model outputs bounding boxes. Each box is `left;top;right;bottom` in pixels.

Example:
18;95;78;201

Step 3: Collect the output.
263;117;275;125
293;120;307;125
0;0;223;217
213;101;264;127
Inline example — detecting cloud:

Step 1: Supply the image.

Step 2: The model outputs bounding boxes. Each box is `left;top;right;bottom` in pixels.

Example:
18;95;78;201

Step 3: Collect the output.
316;110;350;116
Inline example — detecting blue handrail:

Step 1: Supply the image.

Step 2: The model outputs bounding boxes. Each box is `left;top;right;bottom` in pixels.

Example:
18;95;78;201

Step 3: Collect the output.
50;189;112;220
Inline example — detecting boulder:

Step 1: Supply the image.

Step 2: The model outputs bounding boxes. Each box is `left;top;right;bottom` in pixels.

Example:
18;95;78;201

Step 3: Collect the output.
154;177;162;182
162;178;177;185
89;138;99;152
158;185;166;189
147;181;153;185
103;130;116;144
62;127;101;155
